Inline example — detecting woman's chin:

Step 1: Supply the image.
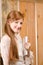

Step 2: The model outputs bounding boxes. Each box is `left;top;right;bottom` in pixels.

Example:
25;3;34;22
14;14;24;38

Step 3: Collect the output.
13;30;20;34
14;32;19;34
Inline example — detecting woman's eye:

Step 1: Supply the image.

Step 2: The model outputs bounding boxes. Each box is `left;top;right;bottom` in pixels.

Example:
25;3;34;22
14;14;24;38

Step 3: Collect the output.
20;22;23;24
15;21;18;23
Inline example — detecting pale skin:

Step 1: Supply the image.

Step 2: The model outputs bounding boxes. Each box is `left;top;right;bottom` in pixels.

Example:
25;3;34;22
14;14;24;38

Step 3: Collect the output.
8;19;30;51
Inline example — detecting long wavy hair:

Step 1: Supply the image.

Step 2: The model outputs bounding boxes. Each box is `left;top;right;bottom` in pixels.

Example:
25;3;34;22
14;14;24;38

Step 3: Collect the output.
5;10;24;63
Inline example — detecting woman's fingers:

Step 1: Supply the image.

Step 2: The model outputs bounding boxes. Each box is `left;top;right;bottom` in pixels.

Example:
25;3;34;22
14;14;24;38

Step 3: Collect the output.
24;43;31;50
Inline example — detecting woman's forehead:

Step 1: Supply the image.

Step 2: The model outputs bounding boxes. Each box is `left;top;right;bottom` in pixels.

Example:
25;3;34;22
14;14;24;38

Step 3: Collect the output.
10;19;23;22
16;19;23;22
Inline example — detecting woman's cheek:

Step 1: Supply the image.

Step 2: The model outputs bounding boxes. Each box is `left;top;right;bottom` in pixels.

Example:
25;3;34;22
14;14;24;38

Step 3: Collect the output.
14;26;17;28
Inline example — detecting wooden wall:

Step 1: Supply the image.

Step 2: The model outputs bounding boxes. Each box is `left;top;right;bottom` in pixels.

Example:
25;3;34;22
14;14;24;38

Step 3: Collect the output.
37;3;43;65
20;2;36;65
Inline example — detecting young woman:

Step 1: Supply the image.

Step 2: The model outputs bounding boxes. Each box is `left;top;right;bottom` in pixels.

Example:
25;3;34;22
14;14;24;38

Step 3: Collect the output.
1;10;34;65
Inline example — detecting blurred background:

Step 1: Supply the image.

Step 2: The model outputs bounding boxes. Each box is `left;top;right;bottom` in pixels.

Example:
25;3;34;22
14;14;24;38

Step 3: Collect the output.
0;0;43;65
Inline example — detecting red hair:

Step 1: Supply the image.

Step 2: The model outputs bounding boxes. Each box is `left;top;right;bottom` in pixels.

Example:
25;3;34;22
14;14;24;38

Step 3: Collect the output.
5;10;24;63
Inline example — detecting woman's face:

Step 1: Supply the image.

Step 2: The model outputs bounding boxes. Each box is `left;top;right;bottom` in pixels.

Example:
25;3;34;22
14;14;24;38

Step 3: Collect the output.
9;19;23;34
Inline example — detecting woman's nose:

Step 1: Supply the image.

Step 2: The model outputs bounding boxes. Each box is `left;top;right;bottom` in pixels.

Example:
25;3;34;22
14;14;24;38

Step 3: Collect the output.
17;24;22;29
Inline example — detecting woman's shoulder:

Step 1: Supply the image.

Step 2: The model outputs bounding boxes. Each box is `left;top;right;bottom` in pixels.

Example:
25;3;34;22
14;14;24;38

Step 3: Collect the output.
1;34;11;45
1;34;11;55
1;34;11;41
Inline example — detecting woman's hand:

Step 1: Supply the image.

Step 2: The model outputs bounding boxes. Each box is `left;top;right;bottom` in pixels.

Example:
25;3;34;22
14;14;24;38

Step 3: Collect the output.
24;42;31;50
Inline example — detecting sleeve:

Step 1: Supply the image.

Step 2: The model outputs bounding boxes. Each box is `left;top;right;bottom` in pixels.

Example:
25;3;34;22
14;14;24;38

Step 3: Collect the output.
23;47;28;56
24;51;34;65
1;36;11;65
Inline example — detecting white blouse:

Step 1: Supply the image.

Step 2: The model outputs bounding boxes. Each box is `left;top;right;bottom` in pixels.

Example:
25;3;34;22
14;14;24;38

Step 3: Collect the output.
1;34;34;65
14;33;28;57
1;34;11;65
